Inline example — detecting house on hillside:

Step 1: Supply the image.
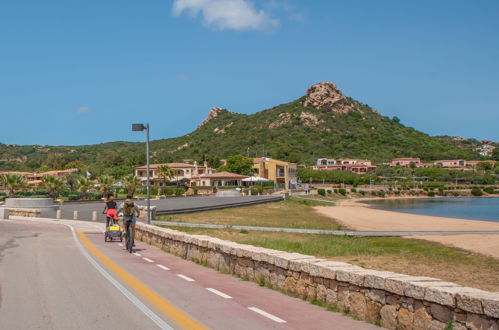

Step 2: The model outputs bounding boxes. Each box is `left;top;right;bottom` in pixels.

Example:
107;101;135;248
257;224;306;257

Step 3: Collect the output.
313;158;376;174
135;162;216;186
434;160;466;168
252;157;297;189
389;158;422;168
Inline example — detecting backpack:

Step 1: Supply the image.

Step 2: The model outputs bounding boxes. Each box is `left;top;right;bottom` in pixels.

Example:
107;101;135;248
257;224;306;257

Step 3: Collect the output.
123;203;135;216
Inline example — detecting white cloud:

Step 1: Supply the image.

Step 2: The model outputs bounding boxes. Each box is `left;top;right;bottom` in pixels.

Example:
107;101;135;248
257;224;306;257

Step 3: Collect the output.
172;0;279;31
76;106;93;115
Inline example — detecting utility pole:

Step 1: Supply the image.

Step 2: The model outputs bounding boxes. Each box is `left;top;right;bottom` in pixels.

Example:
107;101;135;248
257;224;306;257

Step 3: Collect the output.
132;123;151;224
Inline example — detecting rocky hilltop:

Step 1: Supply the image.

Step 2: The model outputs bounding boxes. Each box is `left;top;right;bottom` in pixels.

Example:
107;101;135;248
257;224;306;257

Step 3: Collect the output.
0;81;483;171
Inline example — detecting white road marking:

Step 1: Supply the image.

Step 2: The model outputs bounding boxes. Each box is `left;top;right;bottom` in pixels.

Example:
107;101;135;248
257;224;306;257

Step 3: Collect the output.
206;288;232;299
133;252;142;257
248;307;286;323
156;264;170;271
143;257;154;263
65;224;173;330
118;243;123;247
176;274;195;282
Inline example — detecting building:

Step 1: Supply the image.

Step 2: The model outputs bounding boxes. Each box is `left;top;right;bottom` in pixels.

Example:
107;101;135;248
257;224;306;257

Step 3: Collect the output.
313;158;376;174
0;169;79;187
191;171;248;187
134;162;216;186
434;160;466;168
252;157;297;189
389;158;422;168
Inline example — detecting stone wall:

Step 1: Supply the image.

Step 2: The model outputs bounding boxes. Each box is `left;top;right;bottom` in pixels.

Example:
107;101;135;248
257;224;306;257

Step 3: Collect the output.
6;208;41;217
135;223;499;330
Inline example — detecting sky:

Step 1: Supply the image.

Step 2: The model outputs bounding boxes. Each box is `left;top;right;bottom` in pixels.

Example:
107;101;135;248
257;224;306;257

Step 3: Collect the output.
1;0;498;145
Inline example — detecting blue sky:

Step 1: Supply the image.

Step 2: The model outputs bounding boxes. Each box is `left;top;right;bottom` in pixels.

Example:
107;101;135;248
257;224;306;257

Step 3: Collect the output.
1;0;498;145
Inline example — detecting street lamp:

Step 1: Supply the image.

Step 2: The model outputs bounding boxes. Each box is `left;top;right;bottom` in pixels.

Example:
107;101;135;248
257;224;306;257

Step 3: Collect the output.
132;123;151;224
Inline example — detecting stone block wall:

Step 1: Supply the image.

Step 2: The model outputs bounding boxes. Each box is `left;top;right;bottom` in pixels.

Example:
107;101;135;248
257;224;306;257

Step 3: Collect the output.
135;223;499;330
7;208;41;217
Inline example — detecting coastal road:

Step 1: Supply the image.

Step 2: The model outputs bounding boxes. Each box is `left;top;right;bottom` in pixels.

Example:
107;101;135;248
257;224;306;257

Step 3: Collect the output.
0;219;378;330
40;195;281;221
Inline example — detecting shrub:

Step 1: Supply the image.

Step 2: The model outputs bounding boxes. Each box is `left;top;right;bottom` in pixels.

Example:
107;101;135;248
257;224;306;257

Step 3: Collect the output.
484;187;494;194
428;191;436;197
338;188;347;196
327;189;332;195
334;189;339;193
471;188;483;197
68;193;80;201
377;190;385;197
317;188;326;196
175;187;186;196
351;188;357;193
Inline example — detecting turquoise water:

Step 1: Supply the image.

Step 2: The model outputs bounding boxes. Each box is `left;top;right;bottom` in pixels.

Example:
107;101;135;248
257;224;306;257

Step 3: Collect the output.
365;197;499;222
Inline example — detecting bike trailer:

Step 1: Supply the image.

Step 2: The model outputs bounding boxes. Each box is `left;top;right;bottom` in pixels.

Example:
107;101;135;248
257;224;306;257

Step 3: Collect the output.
105;225;122;242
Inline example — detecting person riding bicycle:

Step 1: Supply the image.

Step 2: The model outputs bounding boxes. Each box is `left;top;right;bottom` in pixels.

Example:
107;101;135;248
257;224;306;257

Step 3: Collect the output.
117;199;140;247
102;194;118;227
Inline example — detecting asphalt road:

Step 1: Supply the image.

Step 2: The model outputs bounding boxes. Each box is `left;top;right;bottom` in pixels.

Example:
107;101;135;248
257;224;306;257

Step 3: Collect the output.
0;219;379;329
41;195;280;221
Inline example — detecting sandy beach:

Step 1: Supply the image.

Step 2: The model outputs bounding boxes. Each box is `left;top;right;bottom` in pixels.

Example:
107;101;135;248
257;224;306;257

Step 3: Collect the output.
314;198;499;259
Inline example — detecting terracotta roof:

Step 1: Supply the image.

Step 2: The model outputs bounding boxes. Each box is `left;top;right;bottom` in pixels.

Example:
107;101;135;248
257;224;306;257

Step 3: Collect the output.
434;160;464;163
136;163;196;169
199;171;248;179
0;171;33;175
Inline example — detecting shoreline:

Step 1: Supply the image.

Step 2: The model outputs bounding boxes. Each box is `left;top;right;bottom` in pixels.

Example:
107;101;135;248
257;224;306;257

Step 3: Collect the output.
315;197;499;259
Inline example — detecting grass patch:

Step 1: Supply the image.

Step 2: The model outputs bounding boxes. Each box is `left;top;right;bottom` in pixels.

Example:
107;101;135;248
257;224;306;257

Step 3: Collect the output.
158;225;499;291
156;198;343;230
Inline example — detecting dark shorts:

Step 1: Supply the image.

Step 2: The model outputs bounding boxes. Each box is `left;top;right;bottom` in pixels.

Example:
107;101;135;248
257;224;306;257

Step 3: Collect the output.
123;215;137;224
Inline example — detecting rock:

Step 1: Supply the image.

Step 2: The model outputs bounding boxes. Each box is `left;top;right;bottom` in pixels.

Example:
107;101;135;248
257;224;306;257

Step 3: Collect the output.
365;300;381;324
268;113;291;129
397;307;413;330
380;305;398;329
198;107;234;128
429;319;447;330
413;307;433;329
366;289;386;304
430;303;452;323
349;291;367;319
303;82;346;110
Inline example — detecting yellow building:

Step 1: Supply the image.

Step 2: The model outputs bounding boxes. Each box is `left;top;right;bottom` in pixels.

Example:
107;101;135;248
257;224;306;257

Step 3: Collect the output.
252;157;297;189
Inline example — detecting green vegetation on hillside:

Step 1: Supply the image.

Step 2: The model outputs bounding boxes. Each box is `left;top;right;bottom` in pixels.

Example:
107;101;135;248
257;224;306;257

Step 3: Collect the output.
0;90;487;175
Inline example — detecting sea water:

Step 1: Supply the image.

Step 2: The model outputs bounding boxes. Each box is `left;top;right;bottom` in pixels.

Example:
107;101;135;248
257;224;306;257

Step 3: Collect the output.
365;197;499;222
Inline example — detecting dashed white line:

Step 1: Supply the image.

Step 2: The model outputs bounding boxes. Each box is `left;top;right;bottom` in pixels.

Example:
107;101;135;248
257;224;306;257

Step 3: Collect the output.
206;288;232;299
133;252;142;257
248;307;286;323
176;274;195;282
143;257;154;263
156;264;170;271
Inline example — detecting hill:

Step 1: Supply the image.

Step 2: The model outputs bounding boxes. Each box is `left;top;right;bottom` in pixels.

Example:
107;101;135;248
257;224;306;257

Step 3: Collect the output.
0;82;488;175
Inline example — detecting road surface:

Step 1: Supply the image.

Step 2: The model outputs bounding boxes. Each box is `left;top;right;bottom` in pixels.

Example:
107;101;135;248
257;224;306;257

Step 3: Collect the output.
0;218;378;329
41;195;280;221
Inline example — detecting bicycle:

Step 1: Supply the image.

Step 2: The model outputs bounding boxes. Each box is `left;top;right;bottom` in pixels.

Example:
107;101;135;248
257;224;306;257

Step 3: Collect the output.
124;219;134;253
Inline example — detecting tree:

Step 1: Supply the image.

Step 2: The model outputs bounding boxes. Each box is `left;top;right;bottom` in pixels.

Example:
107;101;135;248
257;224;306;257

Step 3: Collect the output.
42;175;64;199
476;162;493;172
156;165;174;188
64;172;80;192
123;174;141;198
0;174;27;198
98;175;114;198
76;177;92;200
218;155;253;175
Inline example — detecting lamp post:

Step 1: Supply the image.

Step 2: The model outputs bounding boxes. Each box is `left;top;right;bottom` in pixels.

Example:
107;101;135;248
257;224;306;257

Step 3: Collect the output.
132;123;151;224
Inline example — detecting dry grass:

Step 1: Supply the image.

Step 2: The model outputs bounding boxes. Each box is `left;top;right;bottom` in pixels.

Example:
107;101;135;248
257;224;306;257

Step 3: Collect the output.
158;226;499;292
157;199;343;230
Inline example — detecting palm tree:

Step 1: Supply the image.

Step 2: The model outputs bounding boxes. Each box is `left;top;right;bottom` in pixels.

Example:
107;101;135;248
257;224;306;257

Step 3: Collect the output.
123;174;141;198
42;175;64;199
0;174;27;198
76;177;92;200
98;175;114;198
156;165;174;194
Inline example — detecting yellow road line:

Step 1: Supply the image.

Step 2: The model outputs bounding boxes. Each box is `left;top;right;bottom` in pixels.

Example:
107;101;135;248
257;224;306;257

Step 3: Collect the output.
77;231;207;330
